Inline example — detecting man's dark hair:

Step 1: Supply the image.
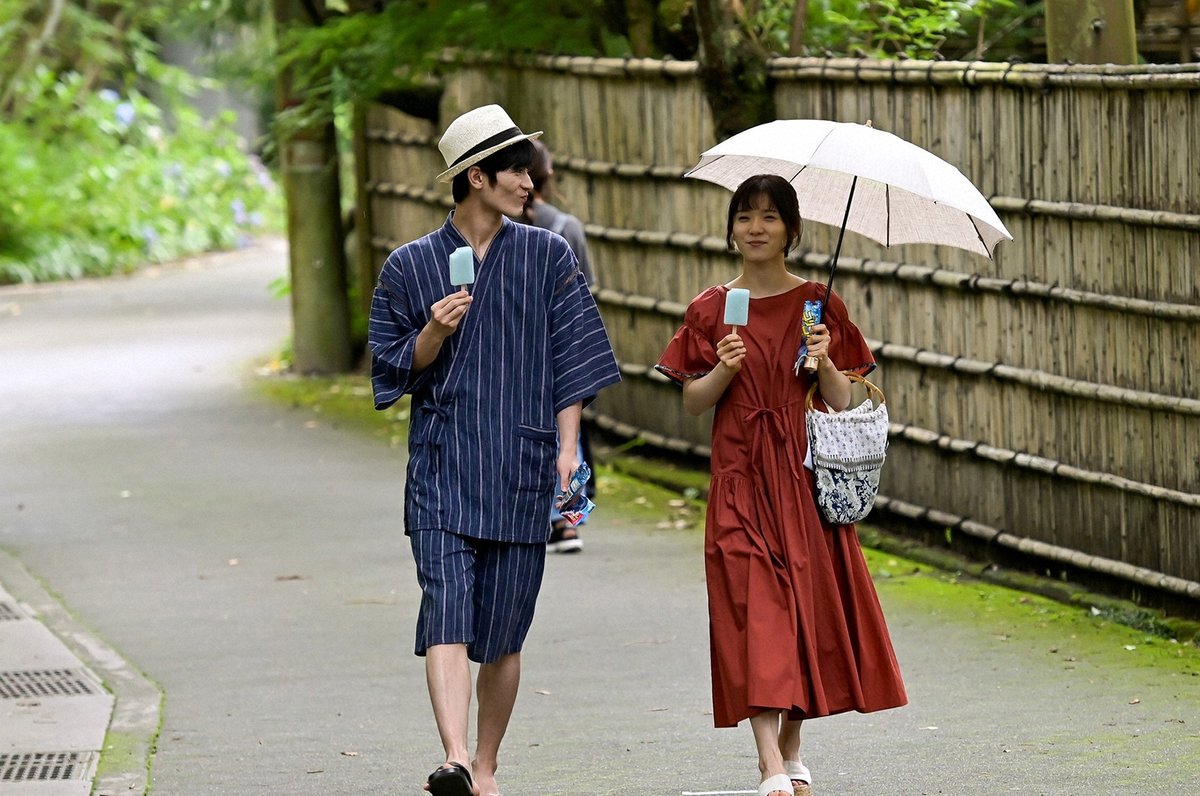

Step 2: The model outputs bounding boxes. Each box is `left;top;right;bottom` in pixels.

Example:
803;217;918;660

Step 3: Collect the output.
451;139;538;203
725;174;803;255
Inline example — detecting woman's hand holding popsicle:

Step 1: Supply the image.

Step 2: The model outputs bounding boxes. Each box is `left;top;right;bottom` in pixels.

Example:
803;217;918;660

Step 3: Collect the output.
716;332;746;374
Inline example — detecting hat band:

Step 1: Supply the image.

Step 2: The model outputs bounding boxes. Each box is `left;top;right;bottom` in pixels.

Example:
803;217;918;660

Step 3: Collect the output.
451;126;523;167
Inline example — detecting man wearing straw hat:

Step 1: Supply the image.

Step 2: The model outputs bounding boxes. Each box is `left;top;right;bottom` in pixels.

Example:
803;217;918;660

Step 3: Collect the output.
368;104;621;796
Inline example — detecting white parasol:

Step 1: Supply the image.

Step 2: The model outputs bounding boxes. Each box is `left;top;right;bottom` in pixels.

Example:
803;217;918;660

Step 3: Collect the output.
685;118;1012;370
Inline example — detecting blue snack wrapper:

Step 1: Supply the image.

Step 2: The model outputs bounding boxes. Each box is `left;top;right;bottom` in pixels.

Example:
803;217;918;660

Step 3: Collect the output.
555;462;594;527
795;299;823;375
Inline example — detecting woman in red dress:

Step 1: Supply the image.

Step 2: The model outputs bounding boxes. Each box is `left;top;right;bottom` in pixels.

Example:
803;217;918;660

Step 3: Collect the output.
656;175;907;796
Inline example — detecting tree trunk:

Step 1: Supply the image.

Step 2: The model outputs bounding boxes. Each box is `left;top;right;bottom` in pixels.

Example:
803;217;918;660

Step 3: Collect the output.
1044;0;1138;64
788;0;809;56
626;0;656;56
273;0;353;374
351;101;377;328
0;0;66;114
693;0;775;141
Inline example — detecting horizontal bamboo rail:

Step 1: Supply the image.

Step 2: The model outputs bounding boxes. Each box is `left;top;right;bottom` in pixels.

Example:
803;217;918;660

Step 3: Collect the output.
889;422;1200;508
583;407;712;459
872;494;1200;599
768;56;1200;90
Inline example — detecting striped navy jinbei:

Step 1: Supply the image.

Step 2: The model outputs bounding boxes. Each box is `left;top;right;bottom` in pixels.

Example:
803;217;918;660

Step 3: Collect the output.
369;213;621;544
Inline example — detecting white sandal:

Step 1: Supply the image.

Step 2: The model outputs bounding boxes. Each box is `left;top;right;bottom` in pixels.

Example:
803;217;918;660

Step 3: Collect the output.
785;760;812;795
758;773;794;796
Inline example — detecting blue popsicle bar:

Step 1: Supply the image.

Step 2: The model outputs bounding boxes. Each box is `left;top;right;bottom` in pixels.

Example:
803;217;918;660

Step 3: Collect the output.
723;287;750;327
449;246;475;287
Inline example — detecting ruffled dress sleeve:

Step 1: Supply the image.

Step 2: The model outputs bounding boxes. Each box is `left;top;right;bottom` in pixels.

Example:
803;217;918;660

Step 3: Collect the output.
655;289;721;386
824;289;876;377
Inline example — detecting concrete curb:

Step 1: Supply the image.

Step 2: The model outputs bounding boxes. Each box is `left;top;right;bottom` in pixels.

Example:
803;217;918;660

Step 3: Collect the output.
0;550;161;796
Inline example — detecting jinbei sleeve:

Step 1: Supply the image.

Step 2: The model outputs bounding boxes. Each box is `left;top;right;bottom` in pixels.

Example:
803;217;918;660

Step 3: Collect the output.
548;247;621;414
368;253;434;409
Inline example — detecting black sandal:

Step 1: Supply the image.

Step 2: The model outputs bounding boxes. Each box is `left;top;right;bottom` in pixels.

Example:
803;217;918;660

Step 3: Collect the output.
427;762;474;796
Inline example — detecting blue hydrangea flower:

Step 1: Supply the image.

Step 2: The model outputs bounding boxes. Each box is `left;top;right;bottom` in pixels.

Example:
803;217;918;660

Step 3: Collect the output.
115;102;136;127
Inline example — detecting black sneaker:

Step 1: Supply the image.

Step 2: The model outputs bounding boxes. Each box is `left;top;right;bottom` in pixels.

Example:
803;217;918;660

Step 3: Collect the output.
547;520;583;553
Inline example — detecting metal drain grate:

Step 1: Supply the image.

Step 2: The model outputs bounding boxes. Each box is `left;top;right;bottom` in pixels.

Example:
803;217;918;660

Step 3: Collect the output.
0;669;101;699
0;601;23;621
0;752;94;782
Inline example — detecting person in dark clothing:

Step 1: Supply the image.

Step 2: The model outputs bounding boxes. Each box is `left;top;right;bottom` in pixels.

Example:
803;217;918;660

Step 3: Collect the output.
521;139;599;553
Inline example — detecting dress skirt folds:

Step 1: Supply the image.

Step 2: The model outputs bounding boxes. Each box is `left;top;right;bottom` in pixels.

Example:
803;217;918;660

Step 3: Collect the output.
656;283;907;728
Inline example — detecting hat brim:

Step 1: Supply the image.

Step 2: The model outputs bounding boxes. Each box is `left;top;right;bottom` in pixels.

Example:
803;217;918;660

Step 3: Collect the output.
436;130;543;183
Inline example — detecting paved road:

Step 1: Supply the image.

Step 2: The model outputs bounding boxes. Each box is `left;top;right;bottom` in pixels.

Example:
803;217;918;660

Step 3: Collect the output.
1;241;1197;796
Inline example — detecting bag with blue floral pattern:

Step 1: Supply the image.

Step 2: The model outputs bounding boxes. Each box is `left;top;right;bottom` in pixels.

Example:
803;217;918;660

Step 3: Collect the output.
805;373;889;525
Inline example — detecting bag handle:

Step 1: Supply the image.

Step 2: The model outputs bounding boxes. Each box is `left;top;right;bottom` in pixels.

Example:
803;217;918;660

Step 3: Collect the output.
805;371;885;413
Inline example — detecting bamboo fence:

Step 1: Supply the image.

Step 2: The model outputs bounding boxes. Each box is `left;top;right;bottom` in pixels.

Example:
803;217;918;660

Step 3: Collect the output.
361;56;1200;610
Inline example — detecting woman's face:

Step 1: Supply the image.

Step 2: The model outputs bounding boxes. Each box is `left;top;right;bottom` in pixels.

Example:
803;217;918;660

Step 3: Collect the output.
731;195;788;263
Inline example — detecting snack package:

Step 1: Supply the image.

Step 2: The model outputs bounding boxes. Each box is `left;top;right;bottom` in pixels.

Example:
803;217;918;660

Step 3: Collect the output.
795;298;824;374
555;462;595;527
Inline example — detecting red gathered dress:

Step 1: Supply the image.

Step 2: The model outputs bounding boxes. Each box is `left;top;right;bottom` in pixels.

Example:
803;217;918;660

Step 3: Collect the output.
656;283;907;728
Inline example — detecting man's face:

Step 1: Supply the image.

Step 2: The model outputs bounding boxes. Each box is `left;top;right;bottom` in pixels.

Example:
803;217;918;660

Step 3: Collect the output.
478;165;533;218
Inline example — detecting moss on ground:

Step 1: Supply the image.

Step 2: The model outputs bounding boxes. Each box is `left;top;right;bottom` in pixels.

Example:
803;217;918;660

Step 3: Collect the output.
861;546;1200;675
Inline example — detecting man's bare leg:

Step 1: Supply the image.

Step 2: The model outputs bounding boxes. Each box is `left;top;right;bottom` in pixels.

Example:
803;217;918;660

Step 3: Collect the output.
425;643;477;792
472;652;521;796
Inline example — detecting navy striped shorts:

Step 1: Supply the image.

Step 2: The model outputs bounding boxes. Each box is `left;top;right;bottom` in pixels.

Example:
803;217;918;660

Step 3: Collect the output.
410;529;547;664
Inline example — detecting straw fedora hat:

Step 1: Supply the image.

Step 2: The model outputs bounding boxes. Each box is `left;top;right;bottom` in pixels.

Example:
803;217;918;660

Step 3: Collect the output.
436;105;543;183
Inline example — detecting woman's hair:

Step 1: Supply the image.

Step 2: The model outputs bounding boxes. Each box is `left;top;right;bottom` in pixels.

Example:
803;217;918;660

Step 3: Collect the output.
451;138;538;203
521;139;554;221
528;139;553;194
725;174;803;255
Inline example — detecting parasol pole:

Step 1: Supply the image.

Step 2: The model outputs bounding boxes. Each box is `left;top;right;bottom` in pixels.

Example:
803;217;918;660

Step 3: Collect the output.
800;175;858;372
824;174;858;305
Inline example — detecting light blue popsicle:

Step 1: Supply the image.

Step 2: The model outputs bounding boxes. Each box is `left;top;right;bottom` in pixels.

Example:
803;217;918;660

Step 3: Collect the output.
449;246;475;287
723;287;750;327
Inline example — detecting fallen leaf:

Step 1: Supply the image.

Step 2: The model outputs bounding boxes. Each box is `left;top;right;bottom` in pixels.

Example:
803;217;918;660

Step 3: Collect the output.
535;689;552;695
1128;698;1141;705
341;751;359;757
275;574;308;581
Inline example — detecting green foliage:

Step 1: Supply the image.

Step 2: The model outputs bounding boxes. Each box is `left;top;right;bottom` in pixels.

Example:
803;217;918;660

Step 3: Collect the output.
275;1;612;128
0;1;281;284
0;71;279;283
737;0;1034;61
817;0;971;58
